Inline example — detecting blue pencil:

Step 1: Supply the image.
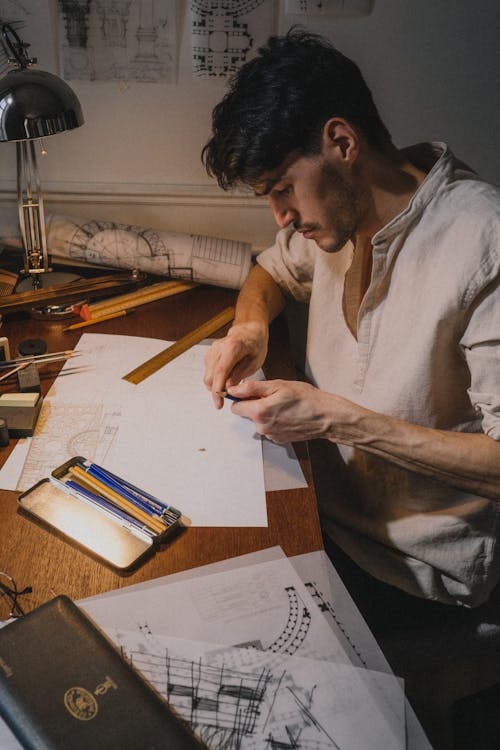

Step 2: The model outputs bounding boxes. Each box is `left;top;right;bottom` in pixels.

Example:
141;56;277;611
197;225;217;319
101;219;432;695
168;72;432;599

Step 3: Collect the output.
63;479;155;538
78;462;180;525
217;390;241;402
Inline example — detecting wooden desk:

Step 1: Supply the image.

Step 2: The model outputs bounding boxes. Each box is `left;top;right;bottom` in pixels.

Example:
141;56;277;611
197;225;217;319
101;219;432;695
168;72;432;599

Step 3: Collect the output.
0;284;322;612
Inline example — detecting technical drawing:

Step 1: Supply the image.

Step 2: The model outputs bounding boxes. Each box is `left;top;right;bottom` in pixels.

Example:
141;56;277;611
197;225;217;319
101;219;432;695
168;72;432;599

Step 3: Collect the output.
190;0;274;77
110;628;404;750
45;213;253;289
17;402;121;491
57;0;176;82
305;581;368;669
128;645;340;749
267;587;311;656
285;0;374;15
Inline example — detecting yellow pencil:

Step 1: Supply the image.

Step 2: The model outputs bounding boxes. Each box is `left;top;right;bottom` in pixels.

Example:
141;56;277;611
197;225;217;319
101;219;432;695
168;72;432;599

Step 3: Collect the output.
67;466;166;535
64;309;130;331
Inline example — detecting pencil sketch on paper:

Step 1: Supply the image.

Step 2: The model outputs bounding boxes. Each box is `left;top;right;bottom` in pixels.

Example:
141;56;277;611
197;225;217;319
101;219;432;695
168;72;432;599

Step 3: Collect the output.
110;629;404;750
190;0;275;77
305;580;369;669
17;402;121;491
45;213;253;290
57;0;176;82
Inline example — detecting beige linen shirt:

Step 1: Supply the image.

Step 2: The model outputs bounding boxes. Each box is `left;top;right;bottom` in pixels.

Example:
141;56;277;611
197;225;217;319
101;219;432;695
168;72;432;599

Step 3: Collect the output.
257;142;500;607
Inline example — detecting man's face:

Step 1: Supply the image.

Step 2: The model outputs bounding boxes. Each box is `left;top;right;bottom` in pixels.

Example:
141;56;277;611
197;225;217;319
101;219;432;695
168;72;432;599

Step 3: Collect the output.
254;151;365;253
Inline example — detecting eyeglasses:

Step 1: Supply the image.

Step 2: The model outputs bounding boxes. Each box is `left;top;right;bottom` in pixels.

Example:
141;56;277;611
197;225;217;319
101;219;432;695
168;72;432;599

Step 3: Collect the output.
0;571;32;619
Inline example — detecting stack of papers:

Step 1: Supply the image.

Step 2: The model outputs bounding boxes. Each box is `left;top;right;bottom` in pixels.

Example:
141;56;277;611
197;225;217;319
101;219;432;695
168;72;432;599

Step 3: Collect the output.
80;548;415;749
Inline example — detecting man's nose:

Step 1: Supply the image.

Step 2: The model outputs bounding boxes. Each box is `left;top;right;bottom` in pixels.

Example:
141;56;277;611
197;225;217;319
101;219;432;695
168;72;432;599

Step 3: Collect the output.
270;199;297;229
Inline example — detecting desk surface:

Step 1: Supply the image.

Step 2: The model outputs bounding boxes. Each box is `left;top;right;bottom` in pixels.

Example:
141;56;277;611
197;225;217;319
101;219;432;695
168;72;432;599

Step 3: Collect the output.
0;284;323;612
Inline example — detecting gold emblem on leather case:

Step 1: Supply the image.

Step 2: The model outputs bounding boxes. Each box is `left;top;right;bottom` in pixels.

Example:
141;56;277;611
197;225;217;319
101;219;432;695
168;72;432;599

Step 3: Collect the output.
64;687;98;721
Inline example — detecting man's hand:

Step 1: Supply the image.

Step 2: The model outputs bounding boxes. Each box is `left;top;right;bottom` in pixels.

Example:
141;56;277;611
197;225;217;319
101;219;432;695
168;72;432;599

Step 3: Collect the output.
203;322;269;408
227;379;341;443
227;379;500;503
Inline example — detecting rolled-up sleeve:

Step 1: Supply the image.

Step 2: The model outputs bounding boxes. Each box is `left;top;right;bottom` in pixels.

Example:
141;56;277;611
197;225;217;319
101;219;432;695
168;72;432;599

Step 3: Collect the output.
461;272;500;440
257;227;317;303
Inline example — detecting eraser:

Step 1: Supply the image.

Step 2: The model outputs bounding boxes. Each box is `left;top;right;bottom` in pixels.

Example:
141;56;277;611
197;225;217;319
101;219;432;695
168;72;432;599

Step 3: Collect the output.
17;363;41;394
0;392;40;407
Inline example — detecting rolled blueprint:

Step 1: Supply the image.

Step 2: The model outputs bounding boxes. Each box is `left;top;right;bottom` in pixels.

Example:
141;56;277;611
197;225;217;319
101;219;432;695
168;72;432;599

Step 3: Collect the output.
44;214;253;290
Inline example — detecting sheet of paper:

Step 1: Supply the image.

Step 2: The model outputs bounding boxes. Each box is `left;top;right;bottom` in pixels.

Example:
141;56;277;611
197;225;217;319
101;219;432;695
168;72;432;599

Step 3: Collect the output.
109;630;406;750
82;556;353;664
0;440;30;491
262;438;307;490
290;550;391;675
81;550;407;748
14;333;267;527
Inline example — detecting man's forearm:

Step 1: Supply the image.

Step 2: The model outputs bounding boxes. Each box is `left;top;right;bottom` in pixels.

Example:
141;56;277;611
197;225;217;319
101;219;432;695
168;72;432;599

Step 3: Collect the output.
230;379;500;501
334;400;500;501
233;264;286;327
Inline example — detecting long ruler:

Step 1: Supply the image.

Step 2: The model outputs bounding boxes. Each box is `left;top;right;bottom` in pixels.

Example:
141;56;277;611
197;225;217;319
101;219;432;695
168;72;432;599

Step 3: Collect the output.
123;306;235;385
80;280;197;320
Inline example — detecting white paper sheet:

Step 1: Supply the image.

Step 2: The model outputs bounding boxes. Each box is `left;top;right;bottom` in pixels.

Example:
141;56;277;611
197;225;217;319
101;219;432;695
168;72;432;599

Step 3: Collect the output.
82;556;353;664
14;333;267;527
81;552;407;748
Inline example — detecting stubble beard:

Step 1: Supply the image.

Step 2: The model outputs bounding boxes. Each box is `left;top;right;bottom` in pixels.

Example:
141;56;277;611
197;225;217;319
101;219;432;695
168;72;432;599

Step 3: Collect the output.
317;163;364;253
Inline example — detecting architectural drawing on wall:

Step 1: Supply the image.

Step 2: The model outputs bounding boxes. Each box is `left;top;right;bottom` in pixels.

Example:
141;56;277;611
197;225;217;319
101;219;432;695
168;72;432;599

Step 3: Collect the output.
45;213;253;289
190;0;275;77
57;0;176;82
284;0;374;16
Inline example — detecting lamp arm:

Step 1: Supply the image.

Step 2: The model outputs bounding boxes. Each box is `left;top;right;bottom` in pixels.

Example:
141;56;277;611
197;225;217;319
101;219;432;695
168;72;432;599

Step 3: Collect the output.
1;22;36;69
17;141;50;281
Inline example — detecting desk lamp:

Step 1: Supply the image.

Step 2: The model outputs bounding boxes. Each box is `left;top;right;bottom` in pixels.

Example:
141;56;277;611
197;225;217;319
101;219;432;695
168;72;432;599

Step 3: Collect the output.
0;22;84;291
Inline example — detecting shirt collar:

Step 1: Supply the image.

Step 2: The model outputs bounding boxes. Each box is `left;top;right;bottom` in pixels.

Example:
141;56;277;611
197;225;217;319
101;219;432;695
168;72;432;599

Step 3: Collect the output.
372;141;456;247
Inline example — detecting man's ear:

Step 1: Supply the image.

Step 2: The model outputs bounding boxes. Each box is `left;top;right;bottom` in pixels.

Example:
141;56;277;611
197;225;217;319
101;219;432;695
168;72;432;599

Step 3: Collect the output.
321;118;359;164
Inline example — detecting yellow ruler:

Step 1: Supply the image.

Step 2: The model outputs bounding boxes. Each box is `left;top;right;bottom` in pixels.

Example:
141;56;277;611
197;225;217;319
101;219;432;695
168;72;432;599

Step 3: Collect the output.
123;306;235;385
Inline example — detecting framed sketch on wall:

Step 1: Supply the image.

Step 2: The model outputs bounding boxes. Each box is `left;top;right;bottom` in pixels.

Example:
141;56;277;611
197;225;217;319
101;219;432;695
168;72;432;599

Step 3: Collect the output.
57;0;177;83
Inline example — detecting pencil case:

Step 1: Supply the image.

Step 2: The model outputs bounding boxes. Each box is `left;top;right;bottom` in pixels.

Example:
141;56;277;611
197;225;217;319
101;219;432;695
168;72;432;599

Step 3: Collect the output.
18;456;183;573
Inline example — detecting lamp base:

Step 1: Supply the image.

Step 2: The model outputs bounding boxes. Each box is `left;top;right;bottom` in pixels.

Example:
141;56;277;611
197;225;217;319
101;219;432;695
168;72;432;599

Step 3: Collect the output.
15;270;82;293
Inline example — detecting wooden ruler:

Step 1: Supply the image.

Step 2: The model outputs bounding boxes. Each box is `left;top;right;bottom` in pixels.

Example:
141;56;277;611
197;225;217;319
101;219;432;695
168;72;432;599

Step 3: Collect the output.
123;306;235;385
80;280;197;320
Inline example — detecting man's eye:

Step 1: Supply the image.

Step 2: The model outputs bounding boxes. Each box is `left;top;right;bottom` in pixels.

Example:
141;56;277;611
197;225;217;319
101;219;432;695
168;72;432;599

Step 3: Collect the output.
276;185;292;196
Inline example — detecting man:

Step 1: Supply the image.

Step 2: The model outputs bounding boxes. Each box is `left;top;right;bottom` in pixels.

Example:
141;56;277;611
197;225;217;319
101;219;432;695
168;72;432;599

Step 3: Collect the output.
202;29;500;635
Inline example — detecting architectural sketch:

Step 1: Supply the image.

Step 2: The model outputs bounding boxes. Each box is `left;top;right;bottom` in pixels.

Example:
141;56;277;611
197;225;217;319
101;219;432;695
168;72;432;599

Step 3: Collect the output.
45;213;252;289
110;629;405;749
17;402;121;490
305;580;368;669
57;0;176;82
284;0;374;16
190;0;275;77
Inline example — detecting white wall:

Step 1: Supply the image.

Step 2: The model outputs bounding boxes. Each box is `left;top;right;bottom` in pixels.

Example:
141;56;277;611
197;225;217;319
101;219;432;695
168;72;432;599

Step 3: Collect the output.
0;0;498;251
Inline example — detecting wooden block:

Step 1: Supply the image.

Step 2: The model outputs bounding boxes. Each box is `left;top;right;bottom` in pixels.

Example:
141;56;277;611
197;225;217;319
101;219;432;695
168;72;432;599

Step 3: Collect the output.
0;394;43;437
17;363;41;394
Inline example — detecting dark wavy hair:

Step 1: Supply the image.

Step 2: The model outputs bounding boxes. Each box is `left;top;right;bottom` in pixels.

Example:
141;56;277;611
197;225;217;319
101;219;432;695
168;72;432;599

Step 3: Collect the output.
202;28;392;190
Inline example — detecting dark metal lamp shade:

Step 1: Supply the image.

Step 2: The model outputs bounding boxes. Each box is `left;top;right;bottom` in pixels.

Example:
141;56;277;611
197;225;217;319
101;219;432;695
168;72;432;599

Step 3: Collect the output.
0;67;84;142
